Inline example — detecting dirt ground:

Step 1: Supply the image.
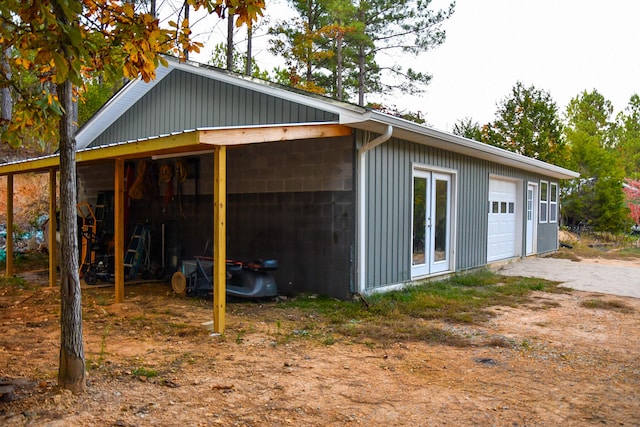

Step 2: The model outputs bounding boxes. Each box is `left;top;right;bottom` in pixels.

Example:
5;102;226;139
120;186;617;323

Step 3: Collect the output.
0;259;639;426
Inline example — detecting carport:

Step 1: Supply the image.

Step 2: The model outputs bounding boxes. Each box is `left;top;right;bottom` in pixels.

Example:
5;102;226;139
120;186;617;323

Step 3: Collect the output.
0;123;351;334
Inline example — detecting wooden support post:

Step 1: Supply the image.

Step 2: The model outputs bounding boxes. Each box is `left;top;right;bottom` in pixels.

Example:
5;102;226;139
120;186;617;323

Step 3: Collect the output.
5;174;13;277
48;169;57;287
213;146;226;334
114;159;125;303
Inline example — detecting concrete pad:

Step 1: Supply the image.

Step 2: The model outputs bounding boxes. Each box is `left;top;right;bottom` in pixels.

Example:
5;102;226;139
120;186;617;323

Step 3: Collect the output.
496;257;640;299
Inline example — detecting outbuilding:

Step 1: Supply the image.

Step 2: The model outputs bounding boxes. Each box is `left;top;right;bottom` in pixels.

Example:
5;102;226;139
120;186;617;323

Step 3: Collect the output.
0;57;578;330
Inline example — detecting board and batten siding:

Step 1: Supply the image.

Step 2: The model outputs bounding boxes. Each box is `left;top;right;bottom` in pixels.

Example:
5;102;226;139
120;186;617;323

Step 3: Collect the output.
87;69;338;148
361;132;560;292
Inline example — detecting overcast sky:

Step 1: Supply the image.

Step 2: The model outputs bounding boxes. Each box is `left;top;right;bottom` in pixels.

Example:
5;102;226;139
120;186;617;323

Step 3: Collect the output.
191;0;640;133
398;0;640;132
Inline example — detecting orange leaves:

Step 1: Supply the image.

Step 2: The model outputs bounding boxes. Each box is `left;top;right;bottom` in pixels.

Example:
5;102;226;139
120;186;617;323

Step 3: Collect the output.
228;0;265;27
122;2;135;18
1;0;266;141
13;57;32;71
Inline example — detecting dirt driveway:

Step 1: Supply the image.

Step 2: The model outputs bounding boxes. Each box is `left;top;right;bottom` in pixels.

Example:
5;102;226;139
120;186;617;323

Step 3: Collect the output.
1;262;639;426
497;256;640;298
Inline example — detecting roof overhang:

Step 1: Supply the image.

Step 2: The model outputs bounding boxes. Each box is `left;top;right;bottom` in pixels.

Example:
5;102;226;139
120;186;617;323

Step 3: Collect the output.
0;123;353;176
353;111;579;180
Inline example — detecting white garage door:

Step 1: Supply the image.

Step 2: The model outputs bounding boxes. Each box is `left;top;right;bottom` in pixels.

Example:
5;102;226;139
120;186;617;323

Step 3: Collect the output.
487;178;517;262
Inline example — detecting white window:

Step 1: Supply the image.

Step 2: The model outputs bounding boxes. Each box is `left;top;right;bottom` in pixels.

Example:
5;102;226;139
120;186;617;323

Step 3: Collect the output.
549;183;558;223
539;181;548;223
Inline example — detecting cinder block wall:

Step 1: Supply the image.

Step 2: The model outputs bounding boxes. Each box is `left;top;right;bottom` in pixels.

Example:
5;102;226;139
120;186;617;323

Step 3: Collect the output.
78;136;356;298
78;163;114;203
226;137;355;298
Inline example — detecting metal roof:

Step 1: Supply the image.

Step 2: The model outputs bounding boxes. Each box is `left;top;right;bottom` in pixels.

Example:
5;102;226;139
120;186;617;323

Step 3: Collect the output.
11;56;578;180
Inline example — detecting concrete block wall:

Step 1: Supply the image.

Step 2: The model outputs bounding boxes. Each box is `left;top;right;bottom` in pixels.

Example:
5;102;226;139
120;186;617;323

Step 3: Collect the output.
227;190;354;299
227;136;353;194
78;163;114;204
78;135;356;298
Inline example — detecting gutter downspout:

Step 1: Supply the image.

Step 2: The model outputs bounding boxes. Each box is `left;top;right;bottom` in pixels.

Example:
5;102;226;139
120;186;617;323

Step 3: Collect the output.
357;125;393;294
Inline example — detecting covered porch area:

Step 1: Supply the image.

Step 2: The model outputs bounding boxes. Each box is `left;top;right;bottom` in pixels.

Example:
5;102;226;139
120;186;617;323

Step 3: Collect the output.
0;123;351;333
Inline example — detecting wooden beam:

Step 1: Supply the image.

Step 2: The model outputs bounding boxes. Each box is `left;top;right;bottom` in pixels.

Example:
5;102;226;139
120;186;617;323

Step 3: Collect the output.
0;125;351;177
5;174;13;277
48;169;56;287
0;131;202;176
77;132;201;163
114;159;125;303
212;146;226;334
0;156;59;176
199;124;352;146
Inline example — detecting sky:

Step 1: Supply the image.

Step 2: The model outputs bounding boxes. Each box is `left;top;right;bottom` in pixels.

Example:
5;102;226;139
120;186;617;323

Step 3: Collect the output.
189;0;640;133
403;0;640;132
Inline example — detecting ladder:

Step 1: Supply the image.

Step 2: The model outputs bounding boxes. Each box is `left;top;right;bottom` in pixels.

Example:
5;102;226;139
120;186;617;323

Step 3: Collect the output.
124;223;149;280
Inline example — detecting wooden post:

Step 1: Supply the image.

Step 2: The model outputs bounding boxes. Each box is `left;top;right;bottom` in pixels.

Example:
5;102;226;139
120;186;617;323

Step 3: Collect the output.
5;174;13;277
213;146;226;334
49;169;57;287
114;159;125;303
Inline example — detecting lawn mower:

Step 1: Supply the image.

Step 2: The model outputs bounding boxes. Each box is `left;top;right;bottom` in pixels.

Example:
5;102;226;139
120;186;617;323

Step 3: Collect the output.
171;256;278;299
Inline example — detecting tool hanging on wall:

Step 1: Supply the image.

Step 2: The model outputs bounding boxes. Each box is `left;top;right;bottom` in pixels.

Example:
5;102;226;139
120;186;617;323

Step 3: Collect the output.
159;162;174;211
129;160;155;201
175;159;188;218
128;161;146;200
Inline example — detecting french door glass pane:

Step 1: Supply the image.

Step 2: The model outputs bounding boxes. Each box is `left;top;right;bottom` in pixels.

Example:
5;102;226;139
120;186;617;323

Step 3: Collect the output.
434;179;448;262
412;177;426;265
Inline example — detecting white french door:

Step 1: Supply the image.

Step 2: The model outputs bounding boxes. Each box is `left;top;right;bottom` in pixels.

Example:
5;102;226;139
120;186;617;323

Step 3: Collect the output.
412;170;451;277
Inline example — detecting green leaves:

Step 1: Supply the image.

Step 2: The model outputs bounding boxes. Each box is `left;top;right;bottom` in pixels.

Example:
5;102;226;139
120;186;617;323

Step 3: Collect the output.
483;82;567;166
563;90;629;233
268;0;454;105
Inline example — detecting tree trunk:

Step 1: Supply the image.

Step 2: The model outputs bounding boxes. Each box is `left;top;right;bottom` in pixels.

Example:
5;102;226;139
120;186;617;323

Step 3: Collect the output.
245;25;252;76
227;12;234;71
358;44;365;106
57;77;86;394
336;33;343;101
183;2;190;60
1;44;11;125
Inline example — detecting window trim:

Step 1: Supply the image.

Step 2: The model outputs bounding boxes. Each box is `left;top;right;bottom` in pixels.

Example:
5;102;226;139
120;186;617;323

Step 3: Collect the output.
549;182;558;223
539;180;548;223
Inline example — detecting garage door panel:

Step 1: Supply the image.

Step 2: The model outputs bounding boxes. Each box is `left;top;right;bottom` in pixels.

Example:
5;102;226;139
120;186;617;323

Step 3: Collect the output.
488;179;517;262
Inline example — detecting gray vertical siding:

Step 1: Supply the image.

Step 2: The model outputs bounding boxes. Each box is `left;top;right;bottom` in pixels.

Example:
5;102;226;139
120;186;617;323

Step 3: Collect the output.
362;132;561;291
87;70;338;148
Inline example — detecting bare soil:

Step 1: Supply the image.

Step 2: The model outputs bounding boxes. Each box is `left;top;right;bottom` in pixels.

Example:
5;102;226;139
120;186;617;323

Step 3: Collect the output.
0;259;639;426
0;173;51;232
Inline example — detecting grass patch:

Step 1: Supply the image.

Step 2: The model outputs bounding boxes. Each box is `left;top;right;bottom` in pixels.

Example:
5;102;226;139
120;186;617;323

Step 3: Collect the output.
0;252;50;273
580;299;635;314
131;366;159;378
615;246;640;258
277;270;565;347
0;275;37;291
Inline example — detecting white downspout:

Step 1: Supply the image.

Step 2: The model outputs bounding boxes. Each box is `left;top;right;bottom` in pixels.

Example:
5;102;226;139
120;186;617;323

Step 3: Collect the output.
357;125;393;294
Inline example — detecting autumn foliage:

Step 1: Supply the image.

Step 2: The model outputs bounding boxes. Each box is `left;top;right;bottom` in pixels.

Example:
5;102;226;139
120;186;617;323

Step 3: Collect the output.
0;0;263;148
623;179;640;226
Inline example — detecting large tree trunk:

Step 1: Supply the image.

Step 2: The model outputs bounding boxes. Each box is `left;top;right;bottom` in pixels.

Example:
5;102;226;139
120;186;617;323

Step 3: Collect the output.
57;77;86;393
